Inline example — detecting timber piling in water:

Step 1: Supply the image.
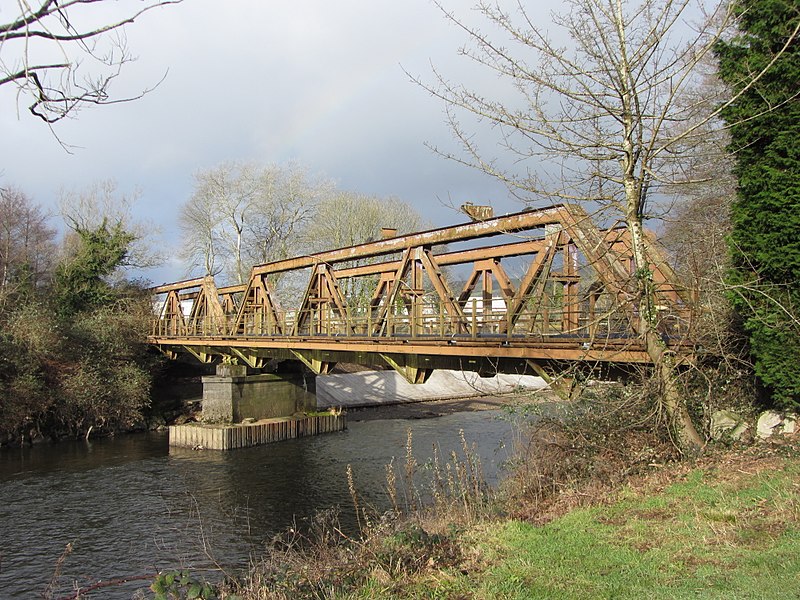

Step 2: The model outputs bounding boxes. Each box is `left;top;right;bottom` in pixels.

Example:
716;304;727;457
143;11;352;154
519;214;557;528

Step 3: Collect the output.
169;414;346;450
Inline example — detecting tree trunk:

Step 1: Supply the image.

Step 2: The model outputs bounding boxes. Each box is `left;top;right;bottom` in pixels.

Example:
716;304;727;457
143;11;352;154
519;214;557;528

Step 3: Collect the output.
615;3;704;454
646;328;704;454
625;198;703;454
626;203;703;454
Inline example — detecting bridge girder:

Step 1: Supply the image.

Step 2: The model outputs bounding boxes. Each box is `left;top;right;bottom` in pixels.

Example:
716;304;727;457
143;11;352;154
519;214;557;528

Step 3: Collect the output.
149;204;694;380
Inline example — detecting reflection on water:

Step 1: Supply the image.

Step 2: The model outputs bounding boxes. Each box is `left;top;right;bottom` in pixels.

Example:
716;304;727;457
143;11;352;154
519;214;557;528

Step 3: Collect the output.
0;410;514;598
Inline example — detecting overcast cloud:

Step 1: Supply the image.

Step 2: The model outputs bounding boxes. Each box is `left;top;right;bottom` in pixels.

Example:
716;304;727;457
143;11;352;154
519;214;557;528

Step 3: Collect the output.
1;1;554;284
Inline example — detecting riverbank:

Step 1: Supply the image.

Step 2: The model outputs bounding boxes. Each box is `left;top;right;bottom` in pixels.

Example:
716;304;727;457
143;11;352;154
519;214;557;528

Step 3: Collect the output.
374;439;800;599
345;393;544;422
223;434;800;599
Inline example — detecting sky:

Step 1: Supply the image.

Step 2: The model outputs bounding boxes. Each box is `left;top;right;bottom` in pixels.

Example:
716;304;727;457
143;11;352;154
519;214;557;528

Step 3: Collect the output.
1;1;551;285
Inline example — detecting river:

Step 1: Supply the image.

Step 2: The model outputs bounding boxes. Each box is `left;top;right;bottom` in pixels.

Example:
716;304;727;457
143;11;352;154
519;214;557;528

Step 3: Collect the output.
0;408;517;598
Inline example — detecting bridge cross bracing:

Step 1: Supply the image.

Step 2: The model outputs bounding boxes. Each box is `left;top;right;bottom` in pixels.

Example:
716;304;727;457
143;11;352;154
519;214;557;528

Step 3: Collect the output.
149;204;694;384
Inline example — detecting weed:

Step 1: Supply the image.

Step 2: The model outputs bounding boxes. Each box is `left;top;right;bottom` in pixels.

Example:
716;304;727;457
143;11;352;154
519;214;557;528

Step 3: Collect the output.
150;570;218;600
218;428;493;599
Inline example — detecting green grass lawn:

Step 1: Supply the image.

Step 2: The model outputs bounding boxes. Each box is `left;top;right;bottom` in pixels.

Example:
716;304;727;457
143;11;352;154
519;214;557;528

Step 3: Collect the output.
355;447;800;599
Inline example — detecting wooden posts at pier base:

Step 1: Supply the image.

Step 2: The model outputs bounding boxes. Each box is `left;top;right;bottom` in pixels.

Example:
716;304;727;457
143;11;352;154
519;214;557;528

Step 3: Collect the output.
169;413;346;450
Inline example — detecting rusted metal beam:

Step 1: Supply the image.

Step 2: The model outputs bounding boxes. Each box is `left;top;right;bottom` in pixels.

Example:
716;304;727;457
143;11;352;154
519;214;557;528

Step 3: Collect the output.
152;279;246;296
251;205;566;276
149;335;657;364
334;238;548;279
152;277;206;294
218;283;247;295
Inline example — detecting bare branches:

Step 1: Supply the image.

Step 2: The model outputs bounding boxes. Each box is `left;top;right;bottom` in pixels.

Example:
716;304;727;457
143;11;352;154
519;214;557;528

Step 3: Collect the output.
0;186;57;292
180;163;334;286
1;0;181;123
417;0;753;217
59;180;163;271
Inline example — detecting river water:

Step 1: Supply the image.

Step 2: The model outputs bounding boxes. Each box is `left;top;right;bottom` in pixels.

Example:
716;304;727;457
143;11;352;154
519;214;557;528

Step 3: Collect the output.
0;409;517;598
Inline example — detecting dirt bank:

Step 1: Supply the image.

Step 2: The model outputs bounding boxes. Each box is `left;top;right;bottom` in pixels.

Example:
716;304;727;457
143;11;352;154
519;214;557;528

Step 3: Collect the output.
345;392;554;422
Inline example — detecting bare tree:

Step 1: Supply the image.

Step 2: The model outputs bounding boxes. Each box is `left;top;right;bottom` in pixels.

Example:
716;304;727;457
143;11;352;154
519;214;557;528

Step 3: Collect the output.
1;0;180;124
246;163;333;267
179;183;224;279
303;192;425;302
59;179;162;273
304;192;423;250
181;162;332;285
0;187;56;293
186;163;261;284
416;0;798;452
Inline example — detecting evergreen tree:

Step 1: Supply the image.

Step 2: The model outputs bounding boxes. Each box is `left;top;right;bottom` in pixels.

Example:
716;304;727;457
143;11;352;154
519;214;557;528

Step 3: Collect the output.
716;0;800;409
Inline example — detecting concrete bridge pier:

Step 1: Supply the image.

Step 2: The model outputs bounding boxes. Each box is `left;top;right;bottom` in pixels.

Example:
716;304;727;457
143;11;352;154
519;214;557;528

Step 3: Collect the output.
201;363;317;423
170;364;345;450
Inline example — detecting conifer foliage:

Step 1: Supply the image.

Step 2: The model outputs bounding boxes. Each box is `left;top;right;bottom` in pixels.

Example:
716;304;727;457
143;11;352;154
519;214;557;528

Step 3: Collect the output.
716;0;800;409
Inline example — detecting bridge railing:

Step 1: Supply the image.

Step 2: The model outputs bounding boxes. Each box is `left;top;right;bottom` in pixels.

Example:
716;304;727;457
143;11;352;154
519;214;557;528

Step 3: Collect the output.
151;292;690;344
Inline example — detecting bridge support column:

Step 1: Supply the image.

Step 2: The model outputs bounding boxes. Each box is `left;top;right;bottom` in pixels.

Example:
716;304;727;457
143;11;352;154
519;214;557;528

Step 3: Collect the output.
525;360;577;401
380;353;434;384
201;364;317;423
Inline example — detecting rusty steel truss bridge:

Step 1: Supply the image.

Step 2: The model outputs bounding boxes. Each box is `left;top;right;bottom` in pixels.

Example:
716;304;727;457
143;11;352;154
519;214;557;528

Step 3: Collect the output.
148;204;694;384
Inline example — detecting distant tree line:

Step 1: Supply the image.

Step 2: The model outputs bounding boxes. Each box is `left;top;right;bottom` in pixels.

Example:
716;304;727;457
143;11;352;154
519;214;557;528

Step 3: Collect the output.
178;162;426;300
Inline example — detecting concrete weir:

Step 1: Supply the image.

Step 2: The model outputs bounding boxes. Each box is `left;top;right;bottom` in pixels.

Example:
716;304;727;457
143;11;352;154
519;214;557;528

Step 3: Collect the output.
169;414;346;451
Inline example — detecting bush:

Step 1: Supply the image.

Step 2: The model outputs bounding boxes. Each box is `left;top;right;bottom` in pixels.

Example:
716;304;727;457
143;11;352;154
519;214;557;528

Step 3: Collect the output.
502;383;681;522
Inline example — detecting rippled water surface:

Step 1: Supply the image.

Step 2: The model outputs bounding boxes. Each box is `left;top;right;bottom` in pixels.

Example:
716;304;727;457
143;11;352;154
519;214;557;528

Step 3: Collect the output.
0;410;514;598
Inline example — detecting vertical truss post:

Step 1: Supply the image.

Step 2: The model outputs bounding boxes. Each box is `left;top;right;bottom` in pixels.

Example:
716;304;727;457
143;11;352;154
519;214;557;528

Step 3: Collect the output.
501;239;557;335
562;242;580;335
410;248;424;338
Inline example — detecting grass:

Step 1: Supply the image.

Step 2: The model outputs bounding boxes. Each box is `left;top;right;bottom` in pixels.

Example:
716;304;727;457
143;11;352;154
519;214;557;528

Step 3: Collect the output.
349;443;800;600
218;417;800;600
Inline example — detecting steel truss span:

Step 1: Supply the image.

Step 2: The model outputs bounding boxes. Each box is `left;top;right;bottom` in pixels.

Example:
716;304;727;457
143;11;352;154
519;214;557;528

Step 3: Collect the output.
148;204;694;384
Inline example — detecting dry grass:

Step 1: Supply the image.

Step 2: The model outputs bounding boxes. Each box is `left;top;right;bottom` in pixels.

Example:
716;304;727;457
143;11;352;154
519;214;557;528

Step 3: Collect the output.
500;385;682;524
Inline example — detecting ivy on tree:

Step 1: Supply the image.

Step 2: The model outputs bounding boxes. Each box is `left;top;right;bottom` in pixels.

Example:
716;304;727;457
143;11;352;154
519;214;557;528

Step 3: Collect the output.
55;219;135;315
